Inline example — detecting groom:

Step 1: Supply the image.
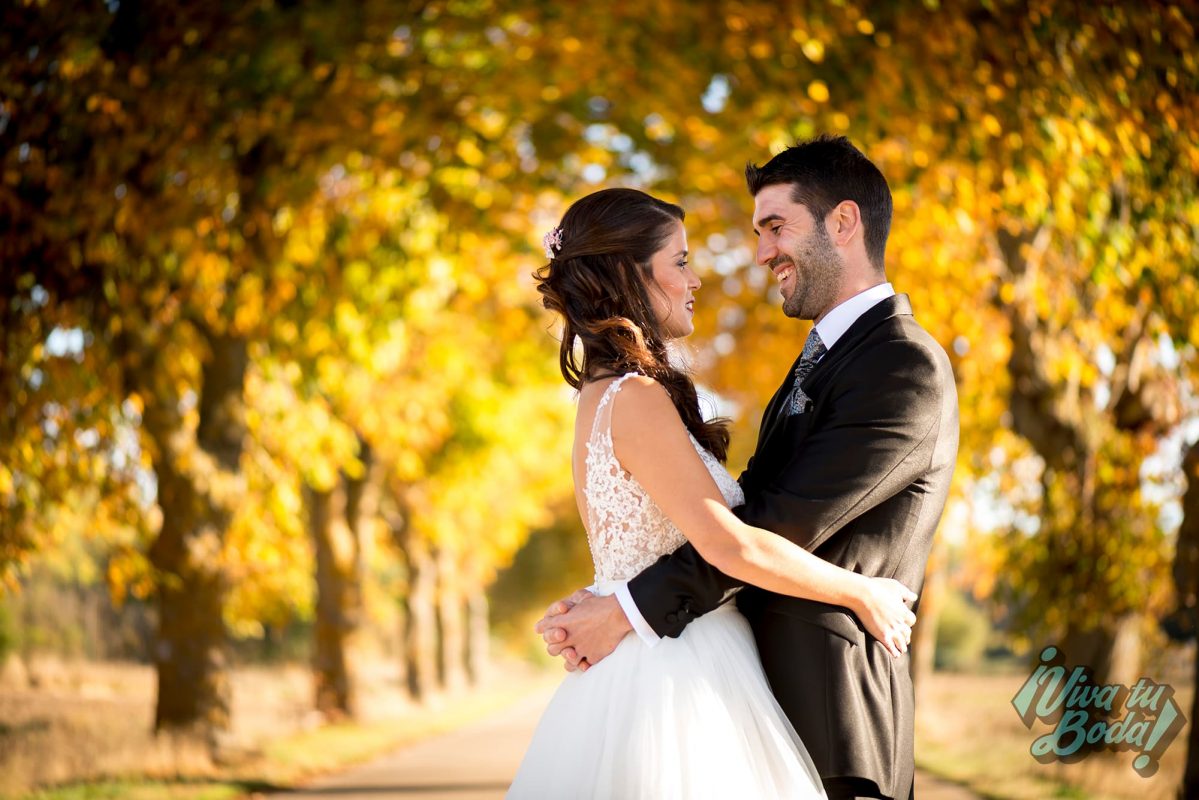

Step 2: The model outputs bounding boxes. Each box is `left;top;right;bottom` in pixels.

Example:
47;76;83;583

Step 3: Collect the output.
537;135;959;800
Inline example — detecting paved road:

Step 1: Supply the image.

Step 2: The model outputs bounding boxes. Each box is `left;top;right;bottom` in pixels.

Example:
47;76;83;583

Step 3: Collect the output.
279;684;980;799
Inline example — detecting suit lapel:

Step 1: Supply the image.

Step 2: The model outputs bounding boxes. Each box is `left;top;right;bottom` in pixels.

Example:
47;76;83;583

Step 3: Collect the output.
800;294;913;401
749;294;915;473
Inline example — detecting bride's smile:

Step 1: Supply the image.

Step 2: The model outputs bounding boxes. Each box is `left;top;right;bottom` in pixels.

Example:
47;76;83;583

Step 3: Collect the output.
648;221;701;339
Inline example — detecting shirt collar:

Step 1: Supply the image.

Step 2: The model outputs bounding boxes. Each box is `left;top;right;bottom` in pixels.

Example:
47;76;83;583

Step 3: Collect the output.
814;282;895;351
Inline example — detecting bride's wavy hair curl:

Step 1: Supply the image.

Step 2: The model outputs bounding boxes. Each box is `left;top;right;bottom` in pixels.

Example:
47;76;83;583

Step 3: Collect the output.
534;188;730;462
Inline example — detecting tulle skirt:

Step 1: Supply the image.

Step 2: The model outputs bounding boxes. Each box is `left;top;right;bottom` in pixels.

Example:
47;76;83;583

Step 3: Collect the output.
507;597;826;799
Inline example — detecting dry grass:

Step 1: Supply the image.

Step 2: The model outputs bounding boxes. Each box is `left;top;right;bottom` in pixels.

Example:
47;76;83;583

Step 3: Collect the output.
3;654;1192;800
0;655;553;800
916;670;1193;799
21;781;245;800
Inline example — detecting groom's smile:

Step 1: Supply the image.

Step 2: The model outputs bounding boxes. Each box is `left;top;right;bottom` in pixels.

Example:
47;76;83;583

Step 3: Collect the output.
772;258;797;297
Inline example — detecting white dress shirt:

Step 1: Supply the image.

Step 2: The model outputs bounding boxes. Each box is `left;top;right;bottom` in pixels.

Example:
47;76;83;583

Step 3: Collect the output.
613;282;897;646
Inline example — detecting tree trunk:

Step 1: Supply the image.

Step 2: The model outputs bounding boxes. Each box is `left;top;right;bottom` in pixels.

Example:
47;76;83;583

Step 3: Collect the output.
152;552;229;743
377;494;408;695
1171;442;1199;798
911;533;948;703
466;589;489;686
1182;646;1198;800
403;536;438;702
393;598;409;693
309;482;360;720
146;333;247;747
1061;613;1142;689
436;547;468;693
308;438;379;721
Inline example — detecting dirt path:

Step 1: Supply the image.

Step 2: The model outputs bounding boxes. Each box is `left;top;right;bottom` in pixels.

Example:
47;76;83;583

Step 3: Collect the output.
277;683;981;799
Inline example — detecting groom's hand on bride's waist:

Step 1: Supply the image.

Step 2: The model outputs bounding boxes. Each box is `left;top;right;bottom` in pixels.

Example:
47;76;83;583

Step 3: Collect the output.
535;590;633;672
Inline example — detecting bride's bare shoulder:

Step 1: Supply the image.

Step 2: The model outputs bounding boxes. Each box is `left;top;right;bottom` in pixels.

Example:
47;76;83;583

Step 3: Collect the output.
609;376;685;439
577;374;621;396
574;374;630;433
576;375;620;412
611;374;667;404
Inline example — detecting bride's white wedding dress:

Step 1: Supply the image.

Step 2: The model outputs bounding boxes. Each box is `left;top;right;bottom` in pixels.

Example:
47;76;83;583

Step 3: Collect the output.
508;374;826;799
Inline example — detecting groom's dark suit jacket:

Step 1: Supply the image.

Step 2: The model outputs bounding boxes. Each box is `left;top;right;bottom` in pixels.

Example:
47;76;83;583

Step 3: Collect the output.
627;294;958;800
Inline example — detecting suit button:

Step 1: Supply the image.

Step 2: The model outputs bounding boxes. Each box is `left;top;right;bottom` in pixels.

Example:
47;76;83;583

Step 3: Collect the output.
666;613;678;624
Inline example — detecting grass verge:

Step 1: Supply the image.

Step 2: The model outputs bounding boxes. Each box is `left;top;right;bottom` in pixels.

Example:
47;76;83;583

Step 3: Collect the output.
915;671;1191;800
13;671;555;800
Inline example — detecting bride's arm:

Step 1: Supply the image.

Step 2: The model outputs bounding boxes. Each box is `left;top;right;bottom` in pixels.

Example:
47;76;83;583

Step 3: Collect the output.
612;376;915;655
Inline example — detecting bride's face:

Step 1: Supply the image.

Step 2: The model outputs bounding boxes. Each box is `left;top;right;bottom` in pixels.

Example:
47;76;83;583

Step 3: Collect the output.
647;221;700;339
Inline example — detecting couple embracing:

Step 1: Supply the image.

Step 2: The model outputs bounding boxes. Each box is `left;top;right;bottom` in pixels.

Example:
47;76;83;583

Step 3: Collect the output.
509;135;959;799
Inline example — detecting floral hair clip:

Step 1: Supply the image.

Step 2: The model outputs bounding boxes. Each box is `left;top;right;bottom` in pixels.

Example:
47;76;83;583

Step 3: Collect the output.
542;226;563;259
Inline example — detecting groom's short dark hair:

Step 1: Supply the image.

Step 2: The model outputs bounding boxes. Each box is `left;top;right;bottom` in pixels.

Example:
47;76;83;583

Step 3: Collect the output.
745;135;892;272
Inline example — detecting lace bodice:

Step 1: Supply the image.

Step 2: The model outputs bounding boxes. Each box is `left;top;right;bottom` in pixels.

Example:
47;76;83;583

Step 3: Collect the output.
583;374;745;583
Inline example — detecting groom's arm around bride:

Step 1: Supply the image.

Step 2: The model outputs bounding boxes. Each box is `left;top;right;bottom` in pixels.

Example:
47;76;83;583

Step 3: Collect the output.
629;296;957;641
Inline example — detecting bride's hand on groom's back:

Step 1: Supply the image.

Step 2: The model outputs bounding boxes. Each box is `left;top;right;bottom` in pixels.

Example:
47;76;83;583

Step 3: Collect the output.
852;578;918;659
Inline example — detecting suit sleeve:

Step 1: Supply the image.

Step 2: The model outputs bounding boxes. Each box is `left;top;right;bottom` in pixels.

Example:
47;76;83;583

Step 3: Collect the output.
626;338;946;638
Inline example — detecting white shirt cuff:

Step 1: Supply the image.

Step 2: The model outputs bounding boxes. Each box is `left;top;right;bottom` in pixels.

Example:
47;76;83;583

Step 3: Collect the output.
614;582;661;647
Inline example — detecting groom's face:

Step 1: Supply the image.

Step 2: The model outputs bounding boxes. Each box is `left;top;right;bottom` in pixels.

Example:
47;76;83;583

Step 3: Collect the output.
752;183;842;321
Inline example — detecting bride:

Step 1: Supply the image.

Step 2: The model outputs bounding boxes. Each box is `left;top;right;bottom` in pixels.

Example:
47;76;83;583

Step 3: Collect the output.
507;188;916;799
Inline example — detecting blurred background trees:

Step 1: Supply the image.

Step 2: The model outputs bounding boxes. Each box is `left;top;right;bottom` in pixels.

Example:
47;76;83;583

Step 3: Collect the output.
1;0;1196;789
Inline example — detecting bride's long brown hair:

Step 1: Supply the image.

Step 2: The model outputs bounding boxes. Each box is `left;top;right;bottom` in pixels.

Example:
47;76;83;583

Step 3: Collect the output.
534;188;730;462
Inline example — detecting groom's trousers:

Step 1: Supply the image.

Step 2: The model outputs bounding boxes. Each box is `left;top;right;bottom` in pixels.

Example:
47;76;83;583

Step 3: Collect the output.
822;775;914;800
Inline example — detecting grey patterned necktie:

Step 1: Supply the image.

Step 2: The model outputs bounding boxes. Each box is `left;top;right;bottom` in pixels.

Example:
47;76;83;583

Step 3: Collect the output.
788;328;827;415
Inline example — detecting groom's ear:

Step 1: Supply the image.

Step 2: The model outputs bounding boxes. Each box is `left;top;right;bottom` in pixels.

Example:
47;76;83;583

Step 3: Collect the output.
828;200;862;247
